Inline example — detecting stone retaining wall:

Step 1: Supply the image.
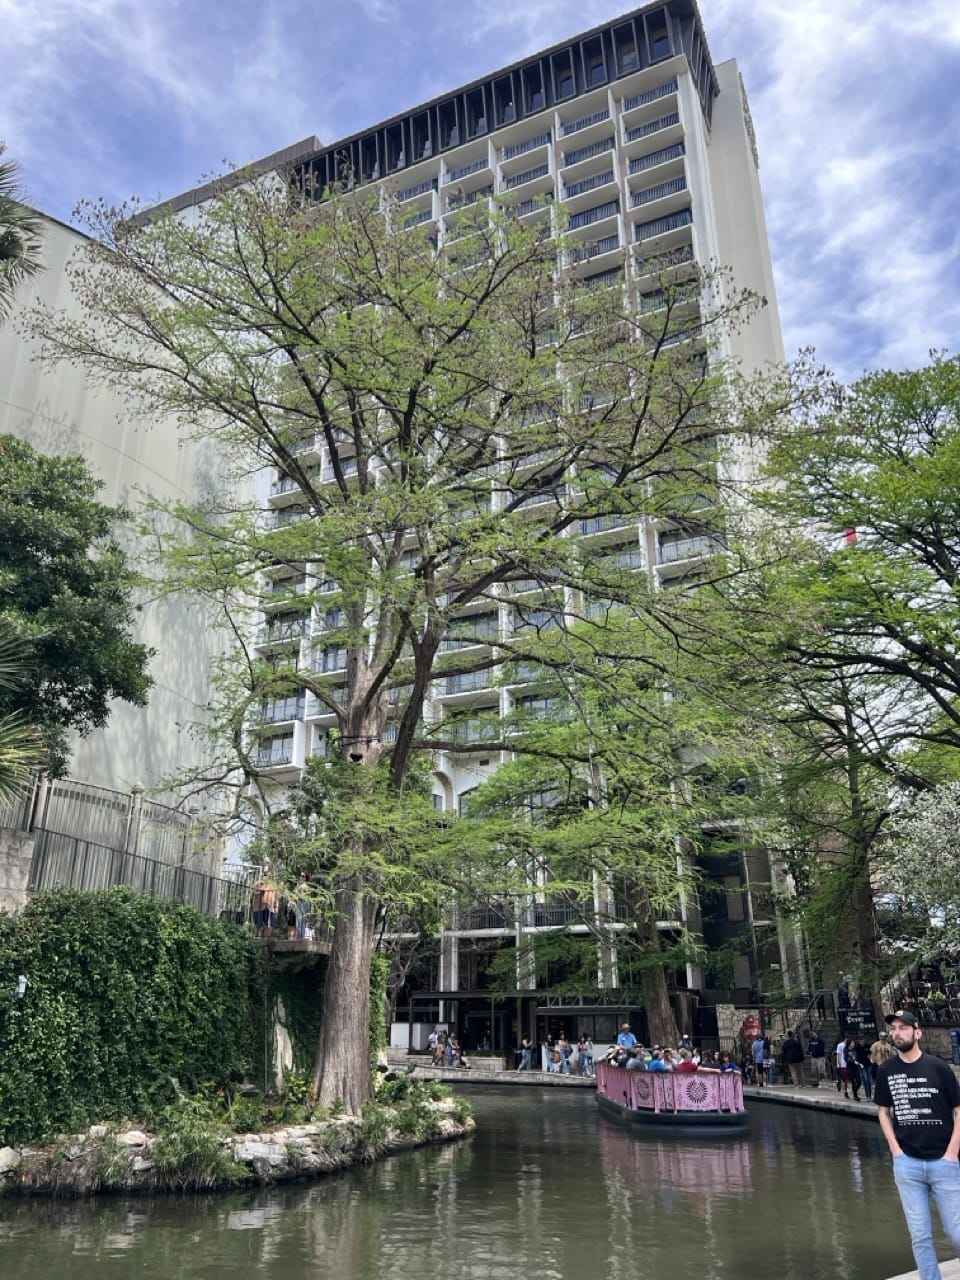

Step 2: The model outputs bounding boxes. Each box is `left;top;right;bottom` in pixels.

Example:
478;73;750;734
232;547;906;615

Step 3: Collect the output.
0;1101;472;1197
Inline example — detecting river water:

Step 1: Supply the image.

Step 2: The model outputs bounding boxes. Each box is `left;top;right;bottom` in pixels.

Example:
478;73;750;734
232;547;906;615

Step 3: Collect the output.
0;1087;939;1279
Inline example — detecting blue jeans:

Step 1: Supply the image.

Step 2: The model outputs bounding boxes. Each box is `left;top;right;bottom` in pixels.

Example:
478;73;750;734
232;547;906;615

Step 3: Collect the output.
579;1054;594;1078
517;1049;532;1071
860;1063;873;1100
893;1155;960;1279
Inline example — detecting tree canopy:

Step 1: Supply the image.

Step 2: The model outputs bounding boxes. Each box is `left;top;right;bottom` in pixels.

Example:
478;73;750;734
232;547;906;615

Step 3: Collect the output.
0;434;152;776
29;171;788;1107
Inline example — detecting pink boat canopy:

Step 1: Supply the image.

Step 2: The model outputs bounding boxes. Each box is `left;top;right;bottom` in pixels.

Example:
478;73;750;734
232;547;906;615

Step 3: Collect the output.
597;1060;746;1115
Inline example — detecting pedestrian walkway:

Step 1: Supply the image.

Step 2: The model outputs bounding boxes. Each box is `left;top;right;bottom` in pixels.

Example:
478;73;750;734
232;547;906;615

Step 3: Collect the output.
386;1049;594;1087
887;1264;960;1280
742;1080;879;1120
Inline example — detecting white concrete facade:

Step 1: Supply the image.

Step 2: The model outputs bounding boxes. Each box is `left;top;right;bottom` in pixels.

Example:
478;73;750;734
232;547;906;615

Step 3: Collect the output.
0;214;226;796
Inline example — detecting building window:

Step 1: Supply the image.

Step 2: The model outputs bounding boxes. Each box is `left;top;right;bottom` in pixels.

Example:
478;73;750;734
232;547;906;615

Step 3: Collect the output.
646;9;673;62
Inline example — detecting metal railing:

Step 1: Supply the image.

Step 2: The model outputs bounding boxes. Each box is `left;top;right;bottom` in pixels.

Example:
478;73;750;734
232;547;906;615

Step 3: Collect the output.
634;208;693;242
561;108;610;137
571;234;619;263
625;112;680;144
502;132;551;161
622;79;678;112
629;142;685;174
28;830;250;921
579;513;635;535
632;176;687;207
443;668;494;694
397;177;438;202
562;136;615;168
447;157;489;183
635;243;695;275
569;200;619;231
503;163;549;190
564;169;615;199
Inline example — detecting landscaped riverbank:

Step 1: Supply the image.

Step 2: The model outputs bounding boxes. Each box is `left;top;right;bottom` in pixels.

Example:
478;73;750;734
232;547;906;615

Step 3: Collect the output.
0;1096;473;1198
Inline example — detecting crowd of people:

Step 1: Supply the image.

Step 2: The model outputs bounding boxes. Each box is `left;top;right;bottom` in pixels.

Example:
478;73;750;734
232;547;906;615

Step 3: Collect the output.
744;1026;898;1096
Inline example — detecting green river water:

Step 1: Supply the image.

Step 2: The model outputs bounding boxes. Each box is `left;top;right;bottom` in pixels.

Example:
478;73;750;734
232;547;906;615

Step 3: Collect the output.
0;1087;934;1278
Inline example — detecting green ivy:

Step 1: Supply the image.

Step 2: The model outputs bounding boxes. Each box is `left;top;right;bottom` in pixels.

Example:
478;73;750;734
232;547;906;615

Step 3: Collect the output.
267;963;326;1078
0;887;261;1145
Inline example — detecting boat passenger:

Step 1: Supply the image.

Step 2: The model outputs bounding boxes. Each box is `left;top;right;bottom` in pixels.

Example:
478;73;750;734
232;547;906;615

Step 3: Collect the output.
647;1050;671;1072
675;1049;698;1073
719;1052;741;1073
625;1048;646;1071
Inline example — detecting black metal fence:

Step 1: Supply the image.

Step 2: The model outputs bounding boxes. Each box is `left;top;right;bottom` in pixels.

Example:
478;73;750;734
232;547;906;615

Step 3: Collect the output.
29;829;252;922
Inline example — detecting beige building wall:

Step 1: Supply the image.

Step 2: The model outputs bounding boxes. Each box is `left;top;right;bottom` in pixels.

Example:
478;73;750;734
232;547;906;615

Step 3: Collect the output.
708;59;786;374
0;213;226;797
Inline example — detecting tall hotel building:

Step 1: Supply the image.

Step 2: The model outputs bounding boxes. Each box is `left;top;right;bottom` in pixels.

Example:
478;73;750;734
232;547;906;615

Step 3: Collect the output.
219;0;792;1047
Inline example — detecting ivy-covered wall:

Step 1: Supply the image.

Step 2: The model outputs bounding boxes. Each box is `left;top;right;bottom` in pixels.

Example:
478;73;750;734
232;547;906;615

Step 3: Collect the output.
0;887;262;1145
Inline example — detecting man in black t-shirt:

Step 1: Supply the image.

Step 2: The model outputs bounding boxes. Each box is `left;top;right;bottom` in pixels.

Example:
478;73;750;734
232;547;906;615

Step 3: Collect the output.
875;1010;960;1279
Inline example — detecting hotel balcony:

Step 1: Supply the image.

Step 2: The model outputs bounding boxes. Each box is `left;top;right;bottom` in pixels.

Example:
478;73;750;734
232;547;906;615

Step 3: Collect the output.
442;713;501;746
620;76;679;126
628;175;689;227
562;167;618;214
632;207;694;253
499;130;552;172
260;578;309;611
259;695;306;725
622;110;683;160
560;134;615;173
656;532;723;567
443;147;494;186
264;506;310;531
440;667;498;697
252;736;298;773
558;105;612;150
578;512;638;537
634;240;696;282
254;616;310;649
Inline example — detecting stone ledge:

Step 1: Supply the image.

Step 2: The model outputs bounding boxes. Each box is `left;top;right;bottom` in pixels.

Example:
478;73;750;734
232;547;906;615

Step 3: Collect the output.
0;1103;473;1198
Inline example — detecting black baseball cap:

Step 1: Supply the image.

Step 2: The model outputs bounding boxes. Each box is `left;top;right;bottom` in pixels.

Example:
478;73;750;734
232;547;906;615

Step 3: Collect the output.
885;1010;918;1027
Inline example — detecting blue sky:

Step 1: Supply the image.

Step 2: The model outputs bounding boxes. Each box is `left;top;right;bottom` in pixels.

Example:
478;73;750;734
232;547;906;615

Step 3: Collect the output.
3;0;958;384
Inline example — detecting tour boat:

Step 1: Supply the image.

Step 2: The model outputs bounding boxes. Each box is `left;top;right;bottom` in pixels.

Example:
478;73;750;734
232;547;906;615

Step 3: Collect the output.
595;1060;748;1132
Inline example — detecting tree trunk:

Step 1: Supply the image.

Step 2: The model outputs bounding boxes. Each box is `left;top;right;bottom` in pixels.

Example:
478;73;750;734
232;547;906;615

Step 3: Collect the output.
312;880;379;1113
634;891;681;1047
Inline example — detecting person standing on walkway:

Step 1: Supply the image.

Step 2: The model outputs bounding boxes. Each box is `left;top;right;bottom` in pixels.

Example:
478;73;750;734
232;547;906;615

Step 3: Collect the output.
557;1033;572;1075
577;1035;594;1078
836;1036;851;1098
872;1029;896;1072
845;1036;863;1101
876;1009;960;1280
750;1034;766;1088
807;1031;827;1087
516;1037;533;1071
853;1035;873;1101
782;1030;805;1087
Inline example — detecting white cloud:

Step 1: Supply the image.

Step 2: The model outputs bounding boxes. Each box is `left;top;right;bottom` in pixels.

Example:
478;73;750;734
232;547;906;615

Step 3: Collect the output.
1;0;956;382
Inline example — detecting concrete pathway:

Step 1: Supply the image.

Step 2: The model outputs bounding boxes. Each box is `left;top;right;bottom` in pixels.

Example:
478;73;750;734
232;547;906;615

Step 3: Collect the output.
887;1264;960;1280
742;1080;880;1120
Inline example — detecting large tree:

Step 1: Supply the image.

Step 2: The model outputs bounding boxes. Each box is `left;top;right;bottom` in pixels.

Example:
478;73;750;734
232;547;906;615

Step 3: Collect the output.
711;354;960;1007
0;435;152;776
30;173;784;1109
460;599;772;1047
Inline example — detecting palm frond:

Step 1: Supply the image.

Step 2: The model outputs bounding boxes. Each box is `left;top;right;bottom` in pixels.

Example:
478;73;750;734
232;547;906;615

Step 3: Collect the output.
0;141;43;321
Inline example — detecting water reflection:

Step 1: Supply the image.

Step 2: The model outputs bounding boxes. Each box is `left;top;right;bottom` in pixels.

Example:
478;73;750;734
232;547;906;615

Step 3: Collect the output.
0;1091;941;1279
